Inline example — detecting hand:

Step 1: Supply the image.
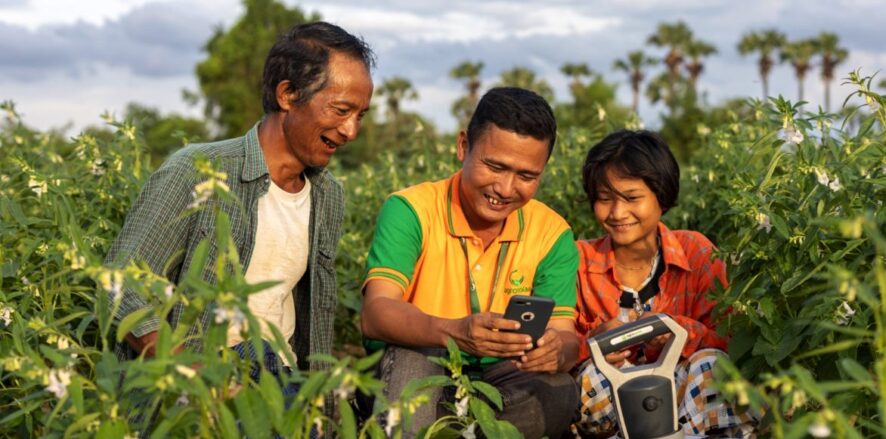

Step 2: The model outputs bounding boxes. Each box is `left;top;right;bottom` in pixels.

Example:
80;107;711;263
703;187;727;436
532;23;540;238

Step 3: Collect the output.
646;333;671;348
125;331;159;358
451;312;533;358
588;319;631;368
515;328;563;373
124;331;184;358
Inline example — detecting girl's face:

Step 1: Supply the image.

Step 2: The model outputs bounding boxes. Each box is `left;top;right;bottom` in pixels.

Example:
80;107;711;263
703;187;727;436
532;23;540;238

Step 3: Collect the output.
593;167;662;251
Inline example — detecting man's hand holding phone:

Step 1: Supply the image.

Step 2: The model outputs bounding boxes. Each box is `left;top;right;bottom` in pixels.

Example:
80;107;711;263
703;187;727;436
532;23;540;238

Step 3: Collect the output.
451;312;534;358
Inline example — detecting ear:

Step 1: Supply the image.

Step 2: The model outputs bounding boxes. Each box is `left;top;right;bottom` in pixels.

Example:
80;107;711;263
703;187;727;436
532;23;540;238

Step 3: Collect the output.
456;130;469;162
275;80;298;111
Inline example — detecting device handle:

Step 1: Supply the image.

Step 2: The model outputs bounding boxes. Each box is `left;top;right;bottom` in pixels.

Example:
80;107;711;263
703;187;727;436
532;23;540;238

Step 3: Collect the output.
592;314;673;355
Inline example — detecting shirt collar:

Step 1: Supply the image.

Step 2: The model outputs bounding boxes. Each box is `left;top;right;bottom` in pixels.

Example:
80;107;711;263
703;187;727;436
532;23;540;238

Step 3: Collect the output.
241;121;329;188
587;222;690;273
446;171;524;242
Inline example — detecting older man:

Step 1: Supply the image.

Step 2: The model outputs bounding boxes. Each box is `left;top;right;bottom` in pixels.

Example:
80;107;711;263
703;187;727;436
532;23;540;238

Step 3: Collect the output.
108;22;373;380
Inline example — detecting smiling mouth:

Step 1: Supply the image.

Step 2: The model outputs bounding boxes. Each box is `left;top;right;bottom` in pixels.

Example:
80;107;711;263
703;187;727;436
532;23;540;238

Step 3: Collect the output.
608;222;639;231
321;136;341;150
484;194;508;207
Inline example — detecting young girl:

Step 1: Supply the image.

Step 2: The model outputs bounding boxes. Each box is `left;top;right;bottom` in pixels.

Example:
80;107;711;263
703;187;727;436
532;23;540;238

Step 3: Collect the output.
572;130;756;438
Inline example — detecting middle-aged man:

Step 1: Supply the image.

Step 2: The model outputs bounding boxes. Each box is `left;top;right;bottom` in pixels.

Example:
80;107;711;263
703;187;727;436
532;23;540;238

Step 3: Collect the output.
107;22;373;381
361;87;581;438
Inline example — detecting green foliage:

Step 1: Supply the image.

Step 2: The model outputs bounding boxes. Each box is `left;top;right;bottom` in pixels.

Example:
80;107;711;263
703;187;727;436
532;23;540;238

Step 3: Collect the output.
194;0;318;138
669;74;886;437
0;103;407;437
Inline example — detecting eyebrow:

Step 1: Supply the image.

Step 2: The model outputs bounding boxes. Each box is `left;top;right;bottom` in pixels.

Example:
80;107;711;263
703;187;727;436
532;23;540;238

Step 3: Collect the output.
482;158;543;176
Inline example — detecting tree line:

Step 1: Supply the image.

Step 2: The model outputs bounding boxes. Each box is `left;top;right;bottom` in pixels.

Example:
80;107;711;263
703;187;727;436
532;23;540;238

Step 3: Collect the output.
73;0;877;167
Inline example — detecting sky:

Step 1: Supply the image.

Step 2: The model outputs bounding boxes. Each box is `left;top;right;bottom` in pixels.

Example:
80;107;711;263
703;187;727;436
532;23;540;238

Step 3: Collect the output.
2;0;885;135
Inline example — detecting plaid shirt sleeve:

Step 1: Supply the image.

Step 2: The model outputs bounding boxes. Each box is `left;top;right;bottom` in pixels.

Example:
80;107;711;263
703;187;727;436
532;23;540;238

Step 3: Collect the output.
105;152;200;337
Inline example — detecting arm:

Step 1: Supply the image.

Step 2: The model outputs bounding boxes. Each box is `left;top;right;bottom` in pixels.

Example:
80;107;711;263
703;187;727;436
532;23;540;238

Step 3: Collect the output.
646;236;730;359
106;155;198;355
516;229;581;373
361;280;532;358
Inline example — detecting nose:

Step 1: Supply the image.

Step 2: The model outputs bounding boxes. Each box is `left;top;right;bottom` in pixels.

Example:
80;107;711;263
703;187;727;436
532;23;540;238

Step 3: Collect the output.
338;115;360;142
493;173;516;199
608;199;629;220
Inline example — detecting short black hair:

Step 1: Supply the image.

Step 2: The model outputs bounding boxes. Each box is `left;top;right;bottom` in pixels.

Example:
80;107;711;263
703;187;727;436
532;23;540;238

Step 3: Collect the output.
262;21;375;113
582;130;680;213
466;87;557;157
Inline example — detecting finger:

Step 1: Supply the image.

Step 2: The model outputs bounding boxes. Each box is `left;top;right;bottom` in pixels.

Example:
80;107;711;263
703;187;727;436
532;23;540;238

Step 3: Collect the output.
518;354;559;372
489;317;522;331
485;329;533;346
534;329;560;347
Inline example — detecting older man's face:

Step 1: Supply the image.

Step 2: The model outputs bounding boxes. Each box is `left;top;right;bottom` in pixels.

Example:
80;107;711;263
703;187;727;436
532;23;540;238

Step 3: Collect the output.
281;51;373;169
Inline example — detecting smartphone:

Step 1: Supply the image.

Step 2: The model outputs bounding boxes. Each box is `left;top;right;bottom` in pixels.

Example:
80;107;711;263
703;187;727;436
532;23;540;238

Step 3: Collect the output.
502;295;554;347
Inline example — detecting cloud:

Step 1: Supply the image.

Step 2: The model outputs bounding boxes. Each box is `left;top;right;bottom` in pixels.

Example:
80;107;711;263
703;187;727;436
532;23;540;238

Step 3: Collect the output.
0;1;225;81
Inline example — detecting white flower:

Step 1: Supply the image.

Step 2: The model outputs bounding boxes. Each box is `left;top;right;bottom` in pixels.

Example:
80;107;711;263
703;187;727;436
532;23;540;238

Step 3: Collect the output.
164;284;174;299
91;159;105;176
213;306;246;333
100;271;123;300
175;365;197;379
814;168;830;187
827;177;842;192
176;393;190;406
46;369;72;399
865;94;880;112
814;168;842;192
808;421;831;438
187;179;231;209
455;396;469;417
462;422;477;439
835;301;856;326
29;177;47;197
777;124;804;146
755;213;772;233
597;107;607;121
384;407;401;437
0;305;13;326
21;276;30;286
691;174;700;183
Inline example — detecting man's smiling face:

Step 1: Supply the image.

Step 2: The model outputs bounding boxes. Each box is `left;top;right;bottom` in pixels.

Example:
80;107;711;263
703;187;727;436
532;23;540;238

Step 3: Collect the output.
457;123;549;234
280;51;373;169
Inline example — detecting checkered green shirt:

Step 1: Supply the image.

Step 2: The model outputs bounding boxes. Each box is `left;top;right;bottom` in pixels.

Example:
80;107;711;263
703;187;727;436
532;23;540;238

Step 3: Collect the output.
106;123;344;371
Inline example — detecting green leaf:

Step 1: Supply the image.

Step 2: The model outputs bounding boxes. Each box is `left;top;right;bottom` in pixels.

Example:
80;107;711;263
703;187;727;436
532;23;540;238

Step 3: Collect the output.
115;308;153;343
839;358;872;384
338;397;357;439
471;381;503;411
95;420;127;439
217;405;239;439
258;370;284;429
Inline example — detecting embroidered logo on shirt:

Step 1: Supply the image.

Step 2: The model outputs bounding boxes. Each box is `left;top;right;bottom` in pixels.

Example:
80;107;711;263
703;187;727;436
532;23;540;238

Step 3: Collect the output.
509;269;525;286
505;269;530;294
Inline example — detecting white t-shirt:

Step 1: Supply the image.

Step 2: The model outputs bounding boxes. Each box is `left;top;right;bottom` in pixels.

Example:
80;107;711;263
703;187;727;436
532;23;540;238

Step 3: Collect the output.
227;177;311;367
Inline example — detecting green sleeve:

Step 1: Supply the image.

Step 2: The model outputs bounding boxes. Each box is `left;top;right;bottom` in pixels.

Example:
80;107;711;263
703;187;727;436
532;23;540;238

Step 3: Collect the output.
364;195;423;290
533;229;579;316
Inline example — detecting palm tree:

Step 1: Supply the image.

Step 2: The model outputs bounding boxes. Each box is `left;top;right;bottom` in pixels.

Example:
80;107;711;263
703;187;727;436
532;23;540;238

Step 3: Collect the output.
449;61;484;128
613;50;658;112
780;38;817;102
684;39;718;95
376;77;418;121
495;66;555;102
737;29;787;99
814;32;849;111
561;63;591;99
647;21;692;108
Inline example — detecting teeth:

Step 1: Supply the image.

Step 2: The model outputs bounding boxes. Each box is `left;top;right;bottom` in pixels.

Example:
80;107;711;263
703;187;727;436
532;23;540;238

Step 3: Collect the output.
485;195;502;206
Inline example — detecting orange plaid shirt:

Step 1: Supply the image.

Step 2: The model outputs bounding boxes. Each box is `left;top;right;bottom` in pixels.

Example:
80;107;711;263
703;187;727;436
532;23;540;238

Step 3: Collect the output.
575;222;729;362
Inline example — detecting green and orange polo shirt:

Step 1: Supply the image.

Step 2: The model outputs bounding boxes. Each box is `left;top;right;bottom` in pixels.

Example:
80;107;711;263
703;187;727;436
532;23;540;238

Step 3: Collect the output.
363;171;578;364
